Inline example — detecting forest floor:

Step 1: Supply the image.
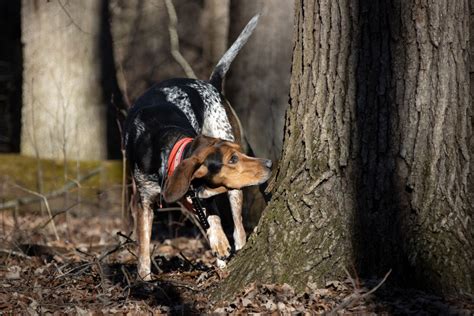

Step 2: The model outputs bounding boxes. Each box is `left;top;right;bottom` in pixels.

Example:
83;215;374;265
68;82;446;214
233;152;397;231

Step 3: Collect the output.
0;210;473;315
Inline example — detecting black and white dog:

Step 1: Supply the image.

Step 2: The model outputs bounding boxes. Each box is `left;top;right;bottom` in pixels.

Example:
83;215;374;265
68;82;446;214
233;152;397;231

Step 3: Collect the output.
124;15;272;280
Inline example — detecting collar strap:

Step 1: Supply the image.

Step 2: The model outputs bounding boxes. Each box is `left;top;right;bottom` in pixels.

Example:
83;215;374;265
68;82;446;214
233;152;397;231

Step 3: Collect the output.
167;137;194;177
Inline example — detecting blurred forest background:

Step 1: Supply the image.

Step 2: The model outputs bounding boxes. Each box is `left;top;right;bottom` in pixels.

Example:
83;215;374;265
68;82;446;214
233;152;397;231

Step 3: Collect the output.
1;1;473;313
0;1;296;312
0;0;292;227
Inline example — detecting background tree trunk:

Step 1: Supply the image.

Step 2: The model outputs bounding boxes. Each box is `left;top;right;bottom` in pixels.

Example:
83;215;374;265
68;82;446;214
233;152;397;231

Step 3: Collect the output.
21;0;107;160
225;0;294;229
215;0;473;300
227;0;293;162
109;0;229;103
202;0;230;68
0;1;22;153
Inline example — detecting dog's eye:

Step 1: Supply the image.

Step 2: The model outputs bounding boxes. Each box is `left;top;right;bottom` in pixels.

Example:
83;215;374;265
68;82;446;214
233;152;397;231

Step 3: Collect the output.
229;154;239;164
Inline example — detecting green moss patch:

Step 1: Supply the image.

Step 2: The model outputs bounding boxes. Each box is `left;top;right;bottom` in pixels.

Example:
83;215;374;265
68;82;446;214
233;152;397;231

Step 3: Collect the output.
0;154;123;201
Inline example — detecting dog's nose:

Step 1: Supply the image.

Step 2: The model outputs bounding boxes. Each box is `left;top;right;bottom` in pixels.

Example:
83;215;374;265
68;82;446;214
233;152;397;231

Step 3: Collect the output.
263;159;272;169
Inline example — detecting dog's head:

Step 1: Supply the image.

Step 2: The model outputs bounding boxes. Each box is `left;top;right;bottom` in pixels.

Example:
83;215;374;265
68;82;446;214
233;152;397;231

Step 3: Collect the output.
162;135;272;203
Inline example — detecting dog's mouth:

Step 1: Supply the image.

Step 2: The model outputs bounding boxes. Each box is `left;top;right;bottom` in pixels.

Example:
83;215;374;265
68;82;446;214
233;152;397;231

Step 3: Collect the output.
262;168;272;182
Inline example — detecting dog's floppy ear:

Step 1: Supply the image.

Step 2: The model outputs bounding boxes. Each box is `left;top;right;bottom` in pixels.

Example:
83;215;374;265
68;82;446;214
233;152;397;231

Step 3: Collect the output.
162;156;208;203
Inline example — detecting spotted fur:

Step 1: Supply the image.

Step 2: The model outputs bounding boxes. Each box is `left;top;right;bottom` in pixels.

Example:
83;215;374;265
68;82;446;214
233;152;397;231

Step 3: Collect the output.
161;86;200;132
188;82;234;141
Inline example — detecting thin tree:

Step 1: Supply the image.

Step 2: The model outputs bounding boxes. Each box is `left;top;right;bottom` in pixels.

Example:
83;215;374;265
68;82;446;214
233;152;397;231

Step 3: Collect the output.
21;0;107;160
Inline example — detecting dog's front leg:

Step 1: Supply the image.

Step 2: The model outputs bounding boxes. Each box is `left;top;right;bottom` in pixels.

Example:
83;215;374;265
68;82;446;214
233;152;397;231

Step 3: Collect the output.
206;215;231;268
136;198;154;280
228;189;246;251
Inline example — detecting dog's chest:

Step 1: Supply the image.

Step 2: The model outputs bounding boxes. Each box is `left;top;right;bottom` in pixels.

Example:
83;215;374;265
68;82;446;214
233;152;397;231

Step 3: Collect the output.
160;82;235;142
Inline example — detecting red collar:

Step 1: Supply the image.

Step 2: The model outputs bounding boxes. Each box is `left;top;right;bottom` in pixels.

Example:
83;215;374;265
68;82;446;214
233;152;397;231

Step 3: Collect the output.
167;137;194;177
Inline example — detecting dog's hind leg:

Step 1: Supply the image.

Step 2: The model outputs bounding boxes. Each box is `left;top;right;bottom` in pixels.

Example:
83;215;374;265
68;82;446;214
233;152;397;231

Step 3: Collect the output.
136;196;154;281
228;189;246;251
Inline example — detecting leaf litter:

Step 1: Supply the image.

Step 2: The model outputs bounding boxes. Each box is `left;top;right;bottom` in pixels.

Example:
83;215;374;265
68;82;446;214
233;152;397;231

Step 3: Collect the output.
0;211;472;314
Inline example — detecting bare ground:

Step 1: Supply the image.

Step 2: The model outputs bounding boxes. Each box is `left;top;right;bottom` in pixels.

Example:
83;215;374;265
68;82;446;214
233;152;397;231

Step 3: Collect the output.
1;210;472;314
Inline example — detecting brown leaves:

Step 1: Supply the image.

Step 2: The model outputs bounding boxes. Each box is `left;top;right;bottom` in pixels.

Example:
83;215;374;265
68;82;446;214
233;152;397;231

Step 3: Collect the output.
213;282;345;314
0;212;472;314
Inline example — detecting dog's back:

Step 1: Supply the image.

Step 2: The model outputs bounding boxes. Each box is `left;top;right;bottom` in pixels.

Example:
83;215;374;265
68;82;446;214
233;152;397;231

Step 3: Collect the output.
124;78;235;178
124;14;260;159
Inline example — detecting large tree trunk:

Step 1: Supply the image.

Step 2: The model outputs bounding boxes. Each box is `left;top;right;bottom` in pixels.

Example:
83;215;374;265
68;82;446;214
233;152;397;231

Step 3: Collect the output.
215;0;473;299
21;0;107;160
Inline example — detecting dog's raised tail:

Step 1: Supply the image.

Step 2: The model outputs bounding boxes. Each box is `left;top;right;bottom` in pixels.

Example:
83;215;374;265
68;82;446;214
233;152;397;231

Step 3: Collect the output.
209;14;260;91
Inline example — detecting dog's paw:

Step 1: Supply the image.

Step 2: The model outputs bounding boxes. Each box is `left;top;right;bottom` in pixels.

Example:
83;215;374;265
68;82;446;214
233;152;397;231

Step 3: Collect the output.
207;215;231;261
216;258;227;269
233;228;247;251
210;235;231;260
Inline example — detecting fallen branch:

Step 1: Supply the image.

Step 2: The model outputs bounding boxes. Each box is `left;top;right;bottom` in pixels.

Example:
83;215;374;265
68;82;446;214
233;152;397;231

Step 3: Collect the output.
0;167;101;211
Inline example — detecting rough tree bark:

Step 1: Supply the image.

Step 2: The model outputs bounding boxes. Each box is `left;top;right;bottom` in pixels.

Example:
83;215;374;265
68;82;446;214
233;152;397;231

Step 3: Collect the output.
470;0;474;228
215;0;473;299
21;0;107;160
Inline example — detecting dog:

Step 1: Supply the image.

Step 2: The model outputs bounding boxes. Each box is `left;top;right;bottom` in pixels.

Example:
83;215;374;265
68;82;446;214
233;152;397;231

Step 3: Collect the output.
124;15;272;280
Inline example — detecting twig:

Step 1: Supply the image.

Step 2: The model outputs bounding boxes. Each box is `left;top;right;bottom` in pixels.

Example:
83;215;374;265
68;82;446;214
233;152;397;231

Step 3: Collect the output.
116;61;132;108
351;262;361;289
0;248;30;259
121;265;132;299
117;231;136;244
57;237;133;280
158;278;198;291
343;266;357;290
57;262;92;279
179;251;197;270
33;202;78;232
53;262;64;276
75;247;95;258
151;254;162;274
325;269;392;315
57;0;91;35
117;232;138;259
164;0;197;79
113;105;129;221
0;168;101;211
95;260;107;293
13;184;59;241
98;239;131;262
